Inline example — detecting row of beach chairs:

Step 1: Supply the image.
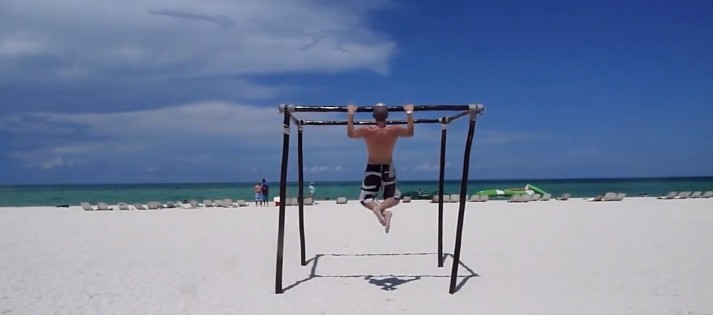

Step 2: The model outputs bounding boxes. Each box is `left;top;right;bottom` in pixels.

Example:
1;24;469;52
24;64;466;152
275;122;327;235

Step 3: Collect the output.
81;191;711;211
81;199;253;211
81;197;321;211
427;193;570;203
585;192;627;202
657;191;712;199
508;193;559;203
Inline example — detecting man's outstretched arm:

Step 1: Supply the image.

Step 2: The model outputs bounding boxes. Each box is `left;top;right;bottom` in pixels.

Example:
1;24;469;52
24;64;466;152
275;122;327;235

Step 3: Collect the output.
399;104;415;137
347;105;361;138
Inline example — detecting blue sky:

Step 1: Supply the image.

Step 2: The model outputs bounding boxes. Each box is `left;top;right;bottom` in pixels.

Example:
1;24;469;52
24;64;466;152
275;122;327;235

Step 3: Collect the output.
0;0;711;184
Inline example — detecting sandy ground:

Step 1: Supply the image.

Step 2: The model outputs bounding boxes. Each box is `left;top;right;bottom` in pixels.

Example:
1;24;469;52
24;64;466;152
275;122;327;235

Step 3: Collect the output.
1;198;712;315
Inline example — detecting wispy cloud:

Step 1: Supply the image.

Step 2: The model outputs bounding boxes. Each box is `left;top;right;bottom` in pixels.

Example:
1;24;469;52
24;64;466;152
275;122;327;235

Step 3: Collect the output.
308;165;351;173
413;161;451;171
0;0;397;84
1;102;285;169
148;10;236;28
475;130;547;146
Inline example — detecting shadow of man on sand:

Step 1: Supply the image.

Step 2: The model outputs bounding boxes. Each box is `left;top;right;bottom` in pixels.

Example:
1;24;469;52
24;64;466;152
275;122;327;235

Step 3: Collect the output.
364;275;422;291
283;252;478;293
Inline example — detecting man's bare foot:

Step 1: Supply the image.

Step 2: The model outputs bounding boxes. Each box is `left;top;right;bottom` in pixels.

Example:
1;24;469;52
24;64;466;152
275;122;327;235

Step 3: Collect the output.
383;210;393;233
371;205;386;226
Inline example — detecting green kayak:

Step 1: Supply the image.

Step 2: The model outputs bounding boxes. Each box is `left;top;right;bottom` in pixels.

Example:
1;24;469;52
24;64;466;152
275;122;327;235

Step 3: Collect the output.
475;183;549;197
401;190;442;200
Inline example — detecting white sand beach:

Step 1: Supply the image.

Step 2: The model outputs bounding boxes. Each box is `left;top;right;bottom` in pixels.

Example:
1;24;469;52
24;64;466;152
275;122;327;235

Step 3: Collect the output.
1;198;712;314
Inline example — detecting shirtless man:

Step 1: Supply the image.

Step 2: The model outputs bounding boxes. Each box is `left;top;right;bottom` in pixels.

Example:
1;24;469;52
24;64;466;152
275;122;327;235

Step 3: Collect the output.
347;103;415;233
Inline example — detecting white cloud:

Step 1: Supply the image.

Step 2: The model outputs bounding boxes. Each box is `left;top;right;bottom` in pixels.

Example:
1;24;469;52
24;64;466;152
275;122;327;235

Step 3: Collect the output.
413;161;451;171
0;37;45;57
476;130;546;146
310;166;329;172
0;0;397;83
6;101;278;139
1;102;289;168
6;152;78;170
0;101;385;175
41;157;68;170
307;165;351;173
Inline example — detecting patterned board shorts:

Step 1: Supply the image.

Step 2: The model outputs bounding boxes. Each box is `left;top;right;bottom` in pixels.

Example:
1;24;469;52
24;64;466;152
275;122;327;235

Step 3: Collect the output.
359;163;401;204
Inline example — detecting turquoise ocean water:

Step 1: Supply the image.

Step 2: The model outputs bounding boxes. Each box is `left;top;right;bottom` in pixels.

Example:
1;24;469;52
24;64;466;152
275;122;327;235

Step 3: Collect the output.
1;177;712;207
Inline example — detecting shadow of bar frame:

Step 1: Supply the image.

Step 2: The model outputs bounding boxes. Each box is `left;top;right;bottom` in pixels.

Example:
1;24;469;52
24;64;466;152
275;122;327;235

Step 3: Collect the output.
274;103;485;294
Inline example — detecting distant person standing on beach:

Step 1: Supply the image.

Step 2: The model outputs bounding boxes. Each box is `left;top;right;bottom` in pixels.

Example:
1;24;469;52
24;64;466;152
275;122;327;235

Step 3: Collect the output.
253;182;263;206
261;179;270;206
308;182;316;200
347;103;414;233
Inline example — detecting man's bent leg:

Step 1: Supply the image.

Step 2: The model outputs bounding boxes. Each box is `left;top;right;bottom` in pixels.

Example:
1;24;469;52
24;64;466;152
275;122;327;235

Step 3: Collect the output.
381;165;402;233
380;197;400;233
360;164;385;226
361;199;386;226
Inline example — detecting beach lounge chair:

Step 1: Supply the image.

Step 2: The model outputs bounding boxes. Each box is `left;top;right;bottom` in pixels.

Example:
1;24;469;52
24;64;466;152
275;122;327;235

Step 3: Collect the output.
401;196;411;203
303;197;315;205
449;194;461;203
203;200;215;207
236;199;248;207
134;204;147;210
556;193;571;201
587;195;604;202
675;191;692;199
479;195;489;202
540;193;551;201
431;194;450;203
603;192;618;201
222;199;236;207
80;202;94;211
118;203;131;210
336;197;348;204
657;191;677;199
468;194;480;202
690;191;702;198
702;191;713;198
615;193;626;201
531;194;541;201
508;195;521;203
147;202;162;210
97;202;112;211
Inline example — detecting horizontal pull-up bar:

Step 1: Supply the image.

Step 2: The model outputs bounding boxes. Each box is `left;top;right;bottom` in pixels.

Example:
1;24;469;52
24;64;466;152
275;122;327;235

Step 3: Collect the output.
297;118;442;126
280;104;484;113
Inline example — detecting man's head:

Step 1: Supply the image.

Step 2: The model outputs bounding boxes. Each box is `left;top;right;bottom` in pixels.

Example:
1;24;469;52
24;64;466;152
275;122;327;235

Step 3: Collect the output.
373;103;388;126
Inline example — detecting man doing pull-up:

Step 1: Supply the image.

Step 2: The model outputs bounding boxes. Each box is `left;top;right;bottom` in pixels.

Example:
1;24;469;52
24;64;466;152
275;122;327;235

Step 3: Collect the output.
347;103;415;233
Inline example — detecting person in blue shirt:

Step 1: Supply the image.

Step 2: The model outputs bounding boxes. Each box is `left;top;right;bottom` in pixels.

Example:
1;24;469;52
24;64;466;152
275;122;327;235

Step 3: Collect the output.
261;179;270;206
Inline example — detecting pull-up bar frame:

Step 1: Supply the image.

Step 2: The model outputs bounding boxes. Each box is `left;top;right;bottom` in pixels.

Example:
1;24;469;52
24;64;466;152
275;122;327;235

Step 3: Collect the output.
275;103;485;295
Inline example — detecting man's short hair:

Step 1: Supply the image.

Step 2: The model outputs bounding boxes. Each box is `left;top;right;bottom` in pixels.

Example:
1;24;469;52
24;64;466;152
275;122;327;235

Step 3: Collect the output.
373;103;388;121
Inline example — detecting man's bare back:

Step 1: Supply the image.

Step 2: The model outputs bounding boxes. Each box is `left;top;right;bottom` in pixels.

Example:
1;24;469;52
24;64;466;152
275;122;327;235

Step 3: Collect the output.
360;126;400;164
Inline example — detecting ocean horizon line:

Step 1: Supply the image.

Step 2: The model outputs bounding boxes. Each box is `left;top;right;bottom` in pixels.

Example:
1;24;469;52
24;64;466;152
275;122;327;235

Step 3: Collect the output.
2;175;712;187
